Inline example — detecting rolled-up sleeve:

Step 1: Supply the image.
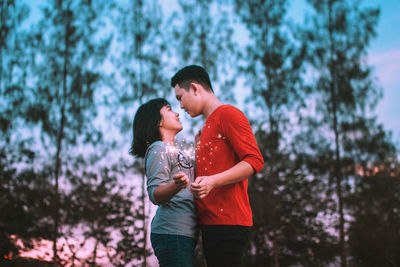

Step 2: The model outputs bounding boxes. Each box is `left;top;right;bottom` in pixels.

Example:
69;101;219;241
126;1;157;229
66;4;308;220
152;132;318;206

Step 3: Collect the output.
145;143;171;205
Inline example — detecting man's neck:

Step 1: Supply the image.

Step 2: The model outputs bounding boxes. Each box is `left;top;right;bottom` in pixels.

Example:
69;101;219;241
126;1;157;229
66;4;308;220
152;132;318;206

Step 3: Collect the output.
203;94;223;119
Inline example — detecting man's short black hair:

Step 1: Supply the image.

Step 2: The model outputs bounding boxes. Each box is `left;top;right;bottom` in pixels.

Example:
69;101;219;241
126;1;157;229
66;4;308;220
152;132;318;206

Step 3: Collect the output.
170;65;213;92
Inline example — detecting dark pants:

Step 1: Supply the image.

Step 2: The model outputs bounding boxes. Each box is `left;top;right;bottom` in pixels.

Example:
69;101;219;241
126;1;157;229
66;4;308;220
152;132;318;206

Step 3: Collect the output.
201;225;251;267
150;233;196;267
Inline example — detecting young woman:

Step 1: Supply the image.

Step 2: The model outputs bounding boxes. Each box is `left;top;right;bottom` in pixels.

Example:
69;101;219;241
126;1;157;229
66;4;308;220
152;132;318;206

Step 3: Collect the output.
130;98;197;267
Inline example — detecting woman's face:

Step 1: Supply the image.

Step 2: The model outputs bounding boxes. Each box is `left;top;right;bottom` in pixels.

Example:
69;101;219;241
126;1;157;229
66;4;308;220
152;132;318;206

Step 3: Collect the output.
159;105;183;133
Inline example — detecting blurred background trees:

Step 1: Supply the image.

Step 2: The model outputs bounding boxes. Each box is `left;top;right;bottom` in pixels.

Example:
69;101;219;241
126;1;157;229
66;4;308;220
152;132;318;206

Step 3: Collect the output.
1;0;399;266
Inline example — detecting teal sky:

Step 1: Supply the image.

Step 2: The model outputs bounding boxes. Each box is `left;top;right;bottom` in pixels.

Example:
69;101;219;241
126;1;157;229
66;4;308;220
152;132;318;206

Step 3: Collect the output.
287;0;400;143
364;0;400;143
25;0;400;143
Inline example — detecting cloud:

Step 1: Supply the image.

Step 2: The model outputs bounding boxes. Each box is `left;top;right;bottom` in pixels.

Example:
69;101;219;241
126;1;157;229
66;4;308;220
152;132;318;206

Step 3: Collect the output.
369;49;400;87
368;49;400;141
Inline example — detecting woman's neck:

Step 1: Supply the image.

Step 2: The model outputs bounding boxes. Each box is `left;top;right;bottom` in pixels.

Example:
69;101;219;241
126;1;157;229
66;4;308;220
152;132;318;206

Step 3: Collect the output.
161;131;176;146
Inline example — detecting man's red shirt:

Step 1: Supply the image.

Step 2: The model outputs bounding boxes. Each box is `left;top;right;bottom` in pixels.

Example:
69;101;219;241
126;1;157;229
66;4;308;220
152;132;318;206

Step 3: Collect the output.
195;105;264;226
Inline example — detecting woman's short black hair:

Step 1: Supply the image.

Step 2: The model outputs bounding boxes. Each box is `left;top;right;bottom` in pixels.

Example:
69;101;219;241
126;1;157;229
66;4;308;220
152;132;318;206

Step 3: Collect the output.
170;65;213;92
129;98;170;158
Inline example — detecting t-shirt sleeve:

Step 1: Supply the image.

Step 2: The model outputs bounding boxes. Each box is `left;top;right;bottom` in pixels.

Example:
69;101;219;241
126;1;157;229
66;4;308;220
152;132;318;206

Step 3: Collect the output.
219;106;264;174
145;143;171;205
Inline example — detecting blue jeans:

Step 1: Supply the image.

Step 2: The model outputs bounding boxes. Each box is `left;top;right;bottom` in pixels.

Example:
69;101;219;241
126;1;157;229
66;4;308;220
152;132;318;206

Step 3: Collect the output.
201;225;251;267
150;233;196;267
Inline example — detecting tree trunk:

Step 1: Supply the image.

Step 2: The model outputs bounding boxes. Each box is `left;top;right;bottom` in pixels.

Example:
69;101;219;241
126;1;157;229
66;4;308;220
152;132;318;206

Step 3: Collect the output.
142;172;148;267
53;14;70;266
268;105;280;267
92;240;98;267
0;1;4;97
328;1;347;266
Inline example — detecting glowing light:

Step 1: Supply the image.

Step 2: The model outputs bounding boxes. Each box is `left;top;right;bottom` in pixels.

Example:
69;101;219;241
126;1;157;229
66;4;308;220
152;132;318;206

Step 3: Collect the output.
4;255;12;260
162;143;195;172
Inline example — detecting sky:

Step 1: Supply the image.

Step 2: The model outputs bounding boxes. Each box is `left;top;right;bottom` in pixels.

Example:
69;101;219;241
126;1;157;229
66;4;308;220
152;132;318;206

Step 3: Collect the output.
362;0;400;143
25;0;400;143
370;0;400;143
287;0;400;143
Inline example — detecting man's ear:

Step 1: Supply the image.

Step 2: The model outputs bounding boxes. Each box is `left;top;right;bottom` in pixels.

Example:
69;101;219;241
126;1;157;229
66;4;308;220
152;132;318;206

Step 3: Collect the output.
190;82;201;96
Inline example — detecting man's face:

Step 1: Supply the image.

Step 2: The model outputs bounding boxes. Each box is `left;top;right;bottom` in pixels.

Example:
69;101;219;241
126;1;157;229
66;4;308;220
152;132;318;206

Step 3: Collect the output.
174;84;201;117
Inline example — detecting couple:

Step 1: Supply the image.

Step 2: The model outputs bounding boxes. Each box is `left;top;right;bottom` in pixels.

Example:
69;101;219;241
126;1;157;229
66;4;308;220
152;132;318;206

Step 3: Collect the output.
130;65;264;267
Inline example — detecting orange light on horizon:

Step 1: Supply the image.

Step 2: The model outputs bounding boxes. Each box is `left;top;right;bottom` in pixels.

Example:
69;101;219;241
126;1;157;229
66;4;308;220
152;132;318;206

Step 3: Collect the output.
3;254;13;260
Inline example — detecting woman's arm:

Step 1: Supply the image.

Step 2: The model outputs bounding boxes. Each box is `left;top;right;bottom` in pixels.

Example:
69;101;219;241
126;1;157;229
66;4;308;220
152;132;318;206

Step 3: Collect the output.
153;172;189;204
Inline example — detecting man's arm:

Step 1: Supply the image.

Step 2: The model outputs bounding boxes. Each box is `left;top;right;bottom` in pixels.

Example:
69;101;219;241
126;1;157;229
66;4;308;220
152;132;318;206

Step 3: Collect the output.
190;161;253;199
191;106;264;199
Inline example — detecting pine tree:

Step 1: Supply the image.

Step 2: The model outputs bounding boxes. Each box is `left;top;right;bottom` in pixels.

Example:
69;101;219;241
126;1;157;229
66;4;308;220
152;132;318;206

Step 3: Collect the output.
0;148;54;260
63;157;144;266
0;0;29;139
234;0;340;265
0;0;55;260
24;0;112;263
169;0;238;132
301;0;382;265
111;0;170;264
342;118;400;266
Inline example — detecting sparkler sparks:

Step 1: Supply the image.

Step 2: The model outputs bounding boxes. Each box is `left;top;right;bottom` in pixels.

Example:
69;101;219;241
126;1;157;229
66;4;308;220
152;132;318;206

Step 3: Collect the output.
163;142;194;172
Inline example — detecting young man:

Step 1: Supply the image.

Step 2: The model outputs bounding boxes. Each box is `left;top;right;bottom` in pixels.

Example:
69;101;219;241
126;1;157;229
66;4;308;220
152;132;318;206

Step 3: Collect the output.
171;65;264;266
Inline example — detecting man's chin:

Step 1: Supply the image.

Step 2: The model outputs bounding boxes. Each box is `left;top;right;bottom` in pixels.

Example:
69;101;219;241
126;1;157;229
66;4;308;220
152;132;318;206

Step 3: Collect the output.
188;112;200;118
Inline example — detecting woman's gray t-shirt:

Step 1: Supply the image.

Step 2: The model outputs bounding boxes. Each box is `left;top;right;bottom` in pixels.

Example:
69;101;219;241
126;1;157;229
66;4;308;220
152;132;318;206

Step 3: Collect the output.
145;141;197;239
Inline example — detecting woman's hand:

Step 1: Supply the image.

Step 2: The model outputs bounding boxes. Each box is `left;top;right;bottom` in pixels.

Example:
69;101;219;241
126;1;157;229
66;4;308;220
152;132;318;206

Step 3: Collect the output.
153;172;189;204
173;172;189;189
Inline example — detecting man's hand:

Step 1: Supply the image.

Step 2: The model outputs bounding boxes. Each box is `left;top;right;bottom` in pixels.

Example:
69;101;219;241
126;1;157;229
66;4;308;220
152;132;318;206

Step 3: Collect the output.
190;176;215;198
173;172;189;189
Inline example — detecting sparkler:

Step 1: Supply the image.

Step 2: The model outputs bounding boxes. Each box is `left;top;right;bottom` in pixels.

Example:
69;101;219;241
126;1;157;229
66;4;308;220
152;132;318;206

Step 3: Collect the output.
164;142;194;173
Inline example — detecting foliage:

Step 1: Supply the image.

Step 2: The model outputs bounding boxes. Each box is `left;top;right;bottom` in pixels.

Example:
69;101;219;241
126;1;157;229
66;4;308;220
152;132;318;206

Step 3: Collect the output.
25;0;113;263
168;0;238;132
300;0;386;266
1;0;399;266
234;0;332;265
0;146;53;258
0;0;30;138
